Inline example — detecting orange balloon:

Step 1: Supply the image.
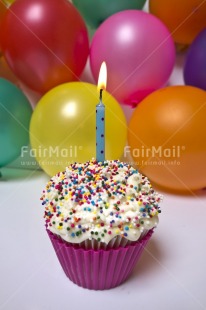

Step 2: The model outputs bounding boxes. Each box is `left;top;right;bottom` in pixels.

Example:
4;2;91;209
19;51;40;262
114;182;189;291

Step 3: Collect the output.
149;0;206;45
0;2;7;21
0;1;7;53
0;56;18;84
2;1;15;6
128;86;206;192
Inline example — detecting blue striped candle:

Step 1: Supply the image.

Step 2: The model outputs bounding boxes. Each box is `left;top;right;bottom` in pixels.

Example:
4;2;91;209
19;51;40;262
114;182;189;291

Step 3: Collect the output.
96;89;105;162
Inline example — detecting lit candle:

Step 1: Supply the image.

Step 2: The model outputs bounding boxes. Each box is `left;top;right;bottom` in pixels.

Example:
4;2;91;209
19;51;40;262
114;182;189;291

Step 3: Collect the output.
96;62;107;162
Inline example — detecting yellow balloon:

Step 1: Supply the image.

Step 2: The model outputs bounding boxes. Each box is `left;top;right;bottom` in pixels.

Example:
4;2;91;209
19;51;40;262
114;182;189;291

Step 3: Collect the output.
30;82;127;176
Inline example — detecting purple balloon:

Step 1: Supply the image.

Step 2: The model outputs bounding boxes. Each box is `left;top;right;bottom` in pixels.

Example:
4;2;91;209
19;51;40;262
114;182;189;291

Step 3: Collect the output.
184;29;206;90
90;10;175;106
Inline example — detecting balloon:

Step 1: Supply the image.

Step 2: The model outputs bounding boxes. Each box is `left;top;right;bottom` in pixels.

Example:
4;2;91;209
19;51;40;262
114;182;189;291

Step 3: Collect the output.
0;0;89;94
128;86;206;192
0;2;7;23
73;0;147;29
2;0;15;7
0;56;18;84
0;78;32;167
90;11;175;107
149;0;206;45
30;82;127;176
0;1;7;53
184;29;206;90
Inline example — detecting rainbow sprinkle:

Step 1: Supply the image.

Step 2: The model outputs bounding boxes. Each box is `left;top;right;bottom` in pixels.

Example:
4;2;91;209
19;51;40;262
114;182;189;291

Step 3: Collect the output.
41;159;162;244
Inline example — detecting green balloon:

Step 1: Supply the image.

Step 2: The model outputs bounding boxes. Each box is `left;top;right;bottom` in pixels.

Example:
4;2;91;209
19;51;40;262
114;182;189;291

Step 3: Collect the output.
72;0;147;28
0;78;32;167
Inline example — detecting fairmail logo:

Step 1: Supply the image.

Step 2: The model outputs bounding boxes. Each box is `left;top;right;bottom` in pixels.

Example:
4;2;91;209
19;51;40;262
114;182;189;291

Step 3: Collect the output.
124;145;185;158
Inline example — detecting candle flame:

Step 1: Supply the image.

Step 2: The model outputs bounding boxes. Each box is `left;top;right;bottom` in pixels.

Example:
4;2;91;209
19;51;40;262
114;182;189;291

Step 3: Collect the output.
98;62;107;91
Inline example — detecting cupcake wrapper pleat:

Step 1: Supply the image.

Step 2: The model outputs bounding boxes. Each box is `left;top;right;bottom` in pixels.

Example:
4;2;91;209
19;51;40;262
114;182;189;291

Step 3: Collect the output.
47;229;153;290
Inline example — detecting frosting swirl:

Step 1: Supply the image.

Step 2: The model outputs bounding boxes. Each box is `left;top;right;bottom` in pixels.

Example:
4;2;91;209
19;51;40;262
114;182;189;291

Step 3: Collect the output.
42;160;162;244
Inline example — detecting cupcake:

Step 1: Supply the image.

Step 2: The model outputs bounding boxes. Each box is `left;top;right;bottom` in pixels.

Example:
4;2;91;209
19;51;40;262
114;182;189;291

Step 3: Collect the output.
41;159;162;290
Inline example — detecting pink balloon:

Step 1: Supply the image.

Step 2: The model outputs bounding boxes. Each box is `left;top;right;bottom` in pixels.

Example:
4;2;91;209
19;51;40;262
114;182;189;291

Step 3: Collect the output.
90;10;175;106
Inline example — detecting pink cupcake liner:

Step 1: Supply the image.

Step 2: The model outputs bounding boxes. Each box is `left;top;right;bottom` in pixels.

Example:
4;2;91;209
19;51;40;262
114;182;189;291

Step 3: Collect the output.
47;229;153;290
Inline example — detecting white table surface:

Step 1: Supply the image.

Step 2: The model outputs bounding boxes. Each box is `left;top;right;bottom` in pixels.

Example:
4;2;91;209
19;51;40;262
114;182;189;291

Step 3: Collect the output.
1;14;206;310
0;168;206;310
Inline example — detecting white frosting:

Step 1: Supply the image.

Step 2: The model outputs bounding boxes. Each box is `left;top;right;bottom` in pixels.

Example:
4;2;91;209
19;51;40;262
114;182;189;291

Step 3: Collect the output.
42;160;162;244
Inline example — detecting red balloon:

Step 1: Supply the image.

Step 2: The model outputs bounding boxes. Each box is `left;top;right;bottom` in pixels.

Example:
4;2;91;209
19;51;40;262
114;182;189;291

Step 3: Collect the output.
0;0;89;94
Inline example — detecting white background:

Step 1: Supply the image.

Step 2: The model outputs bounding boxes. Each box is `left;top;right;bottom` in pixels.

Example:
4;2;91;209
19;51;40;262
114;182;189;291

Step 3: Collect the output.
1;2;206;310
